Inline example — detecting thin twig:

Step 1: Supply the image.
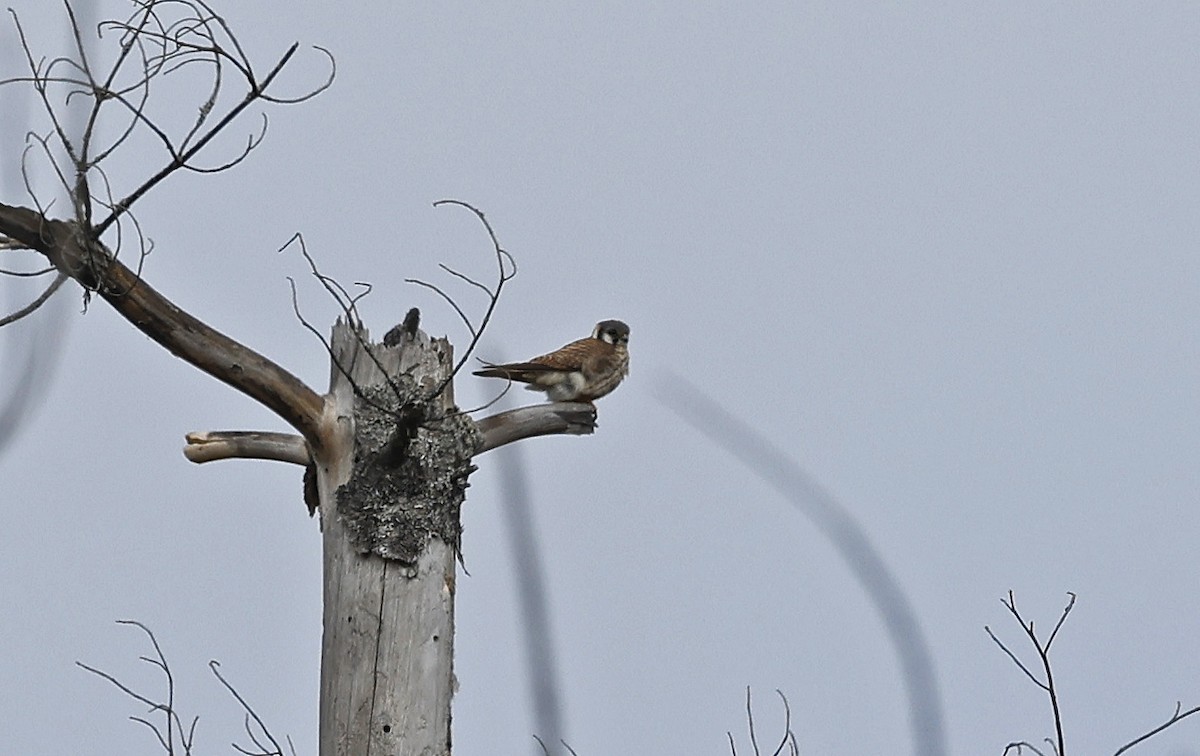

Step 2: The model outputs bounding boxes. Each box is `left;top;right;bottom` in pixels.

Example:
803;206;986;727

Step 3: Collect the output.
746;686;761;756
0;271;68;327
418;199;517;403
1004;742;1049;756
770;690;794;756
985;624;1049;692
988;592;1074;756
1113;701;1200;755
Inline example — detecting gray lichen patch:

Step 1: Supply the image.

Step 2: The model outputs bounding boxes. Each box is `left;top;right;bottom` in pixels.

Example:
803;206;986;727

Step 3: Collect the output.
336;384;482;566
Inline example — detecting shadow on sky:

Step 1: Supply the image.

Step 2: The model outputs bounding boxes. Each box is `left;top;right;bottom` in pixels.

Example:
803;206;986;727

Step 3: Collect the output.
656;374;948;756
0;5;81;456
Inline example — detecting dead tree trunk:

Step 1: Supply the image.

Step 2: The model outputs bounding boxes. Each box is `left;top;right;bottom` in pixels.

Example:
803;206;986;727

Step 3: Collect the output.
314;321;476;756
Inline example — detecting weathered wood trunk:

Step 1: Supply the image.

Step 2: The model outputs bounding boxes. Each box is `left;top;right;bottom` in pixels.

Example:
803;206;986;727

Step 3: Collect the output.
315;321;479;756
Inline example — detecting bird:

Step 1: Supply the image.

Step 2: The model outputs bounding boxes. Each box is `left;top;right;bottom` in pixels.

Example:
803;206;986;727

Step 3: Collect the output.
473;320;630;402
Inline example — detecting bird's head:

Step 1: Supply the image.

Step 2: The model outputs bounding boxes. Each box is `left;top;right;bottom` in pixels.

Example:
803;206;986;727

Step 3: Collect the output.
593;319;630;346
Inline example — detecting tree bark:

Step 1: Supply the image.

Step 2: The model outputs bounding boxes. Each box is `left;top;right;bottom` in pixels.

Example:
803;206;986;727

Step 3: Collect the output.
315;320;478;756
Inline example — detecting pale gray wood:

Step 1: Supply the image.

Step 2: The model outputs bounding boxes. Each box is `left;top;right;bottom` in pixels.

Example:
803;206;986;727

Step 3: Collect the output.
317;320;473;756
474;402;596;455
183;430;310;466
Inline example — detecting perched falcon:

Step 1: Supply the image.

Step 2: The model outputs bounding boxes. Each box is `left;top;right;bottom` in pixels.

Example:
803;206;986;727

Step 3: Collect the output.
474;320;630;402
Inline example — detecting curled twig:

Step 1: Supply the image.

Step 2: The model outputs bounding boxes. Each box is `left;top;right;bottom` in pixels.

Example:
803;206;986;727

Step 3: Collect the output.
1;0;335;252
407;199;517;405
282;234;410;417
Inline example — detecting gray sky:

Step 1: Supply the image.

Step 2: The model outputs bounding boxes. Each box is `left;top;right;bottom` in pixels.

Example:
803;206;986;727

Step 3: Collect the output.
3;2;1200;754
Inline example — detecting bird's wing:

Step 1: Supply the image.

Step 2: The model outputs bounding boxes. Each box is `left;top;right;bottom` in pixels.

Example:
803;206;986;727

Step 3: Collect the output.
473;361;560;377
474;338;612;377
529;337;609;371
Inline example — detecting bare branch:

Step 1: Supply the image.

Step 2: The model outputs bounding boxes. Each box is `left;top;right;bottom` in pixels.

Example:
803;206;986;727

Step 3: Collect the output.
726;687;800;756
988;592;1073;756
183;430;310;466
0;3;337;453
95;39;306;235
745;686;761;756
0;205;327;449
0;270;67;327
284;268;401;421
3;1;334;248
1046;592;1076;648
404;277;476;337
474;402;597;454
985;624;1048;692
418;199;517;403
77;620;192;756
769;690;795;756
534;735;582;756
437;261;494;298
210;660;285;756
259;45;336;105
78;620;288;756
1113;701;1200;755
0;264;56;277
1005;743;1049;756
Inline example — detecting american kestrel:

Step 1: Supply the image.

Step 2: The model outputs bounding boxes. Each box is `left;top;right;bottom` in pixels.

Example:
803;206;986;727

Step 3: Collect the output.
474;320;630;402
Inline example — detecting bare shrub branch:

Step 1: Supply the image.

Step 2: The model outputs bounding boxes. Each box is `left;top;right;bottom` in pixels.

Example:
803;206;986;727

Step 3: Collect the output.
1112;701;1200;755
986;591;1073;755
533;735;581;756
727;688;800;756
77;620;289;756
988;592;1200;756
210;660;289;756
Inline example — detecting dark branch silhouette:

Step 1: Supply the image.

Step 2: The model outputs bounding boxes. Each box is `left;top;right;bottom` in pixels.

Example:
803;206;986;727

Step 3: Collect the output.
989;591;1200;756
77;620;291;756
534;735;581;756
408;199;517;405
1113;701;1200;755
0;0;333;451
727;688;800;756
986;591;1073;755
